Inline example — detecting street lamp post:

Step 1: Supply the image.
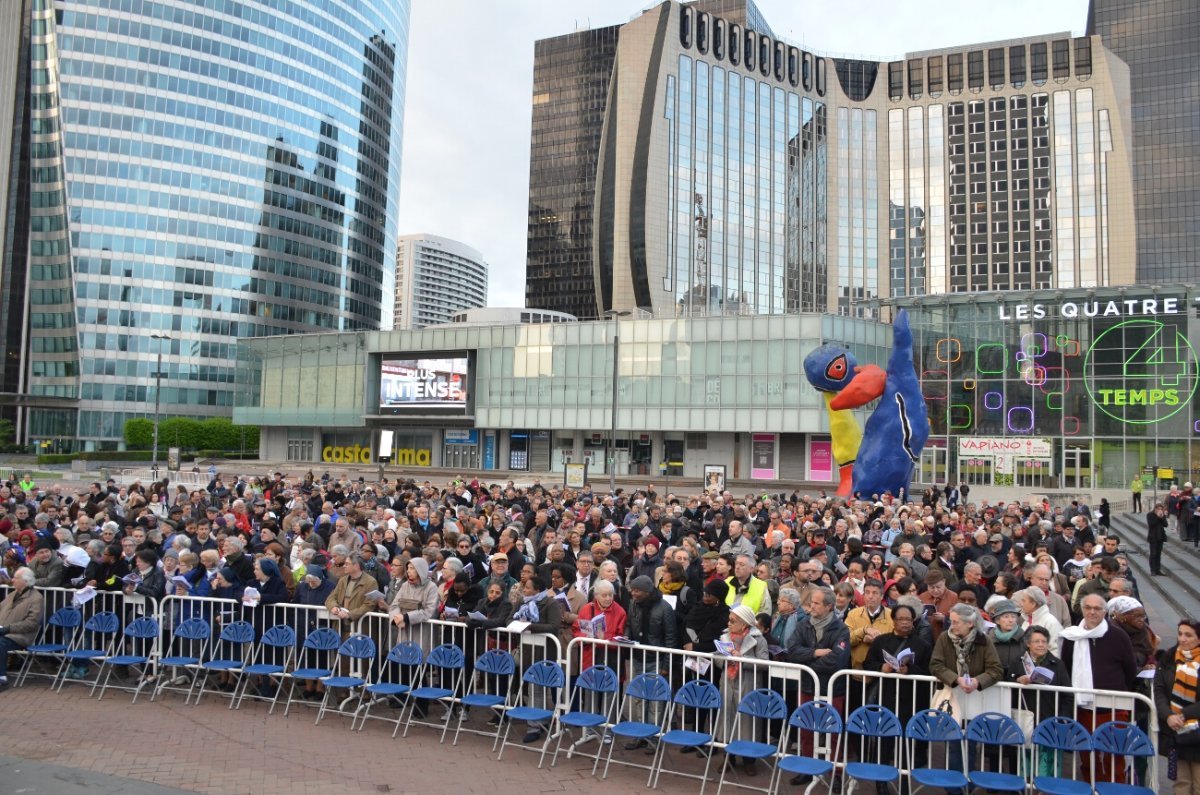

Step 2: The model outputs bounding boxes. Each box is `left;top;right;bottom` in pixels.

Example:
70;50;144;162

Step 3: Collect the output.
150;333;172;478
604;310;631;496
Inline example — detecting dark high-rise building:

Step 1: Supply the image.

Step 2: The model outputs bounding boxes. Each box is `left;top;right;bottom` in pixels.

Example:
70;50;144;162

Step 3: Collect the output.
525;25;619;319
1088;0;1199;284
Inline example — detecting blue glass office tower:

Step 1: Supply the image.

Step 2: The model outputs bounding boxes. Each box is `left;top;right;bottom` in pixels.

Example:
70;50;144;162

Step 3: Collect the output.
0;0;408;448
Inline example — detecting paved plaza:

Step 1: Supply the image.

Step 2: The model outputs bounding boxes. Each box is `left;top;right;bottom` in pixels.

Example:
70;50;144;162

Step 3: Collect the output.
3;684;704;795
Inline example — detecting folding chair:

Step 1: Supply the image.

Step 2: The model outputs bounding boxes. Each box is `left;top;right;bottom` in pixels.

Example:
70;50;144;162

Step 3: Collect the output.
773;700;843;795
496;659;566;764
232;624;296;711
92;615;159;702
151;618;211;702
189;620;254;706
842;704;903;795
315;634;377;726
600;673;673;779
353;641;424;733
453;648;517;749
648;679;722;791
547;664;620;769
716;688;788;795
1091;720;1156;795
965;712;1028;793
14;606;81;687
54;610;120;692
281;626;341;716
905;708;969;795
1031;717;1093;795
401;643;467;741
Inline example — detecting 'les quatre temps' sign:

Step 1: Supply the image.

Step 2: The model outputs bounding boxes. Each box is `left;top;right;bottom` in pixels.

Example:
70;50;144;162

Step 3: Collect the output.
997;295;1200;426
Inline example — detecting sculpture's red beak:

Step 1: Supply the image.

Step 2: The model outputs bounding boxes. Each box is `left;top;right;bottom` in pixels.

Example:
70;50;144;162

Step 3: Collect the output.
828;364;886;410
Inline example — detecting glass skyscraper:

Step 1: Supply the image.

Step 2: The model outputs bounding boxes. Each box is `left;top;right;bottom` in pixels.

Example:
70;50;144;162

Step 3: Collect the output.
527;1;1135;321
0;0;408;449
1087;0;1200;285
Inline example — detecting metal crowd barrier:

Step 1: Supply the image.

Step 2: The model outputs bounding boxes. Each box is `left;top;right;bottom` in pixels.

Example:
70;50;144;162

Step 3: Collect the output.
4;582;1162;789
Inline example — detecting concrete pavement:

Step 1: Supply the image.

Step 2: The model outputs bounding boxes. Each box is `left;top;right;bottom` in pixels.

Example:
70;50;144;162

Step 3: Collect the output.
2;684;709;795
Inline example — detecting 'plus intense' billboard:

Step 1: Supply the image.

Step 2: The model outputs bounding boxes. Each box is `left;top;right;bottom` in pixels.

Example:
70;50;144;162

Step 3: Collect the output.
379;356;469;411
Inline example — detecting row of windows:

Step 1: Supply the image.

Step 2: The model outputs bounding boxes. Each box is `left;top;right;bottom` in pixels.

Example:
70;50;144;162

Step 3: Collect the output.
83;358;236;383
888;39;1093;101
63;0;402;87
80;382;234;406
679;7;826;97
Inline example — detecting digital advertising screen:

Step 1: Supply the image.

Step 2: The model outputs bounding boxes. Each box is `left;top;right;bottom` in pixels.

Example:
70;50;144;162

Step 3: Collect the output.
379;356;469;411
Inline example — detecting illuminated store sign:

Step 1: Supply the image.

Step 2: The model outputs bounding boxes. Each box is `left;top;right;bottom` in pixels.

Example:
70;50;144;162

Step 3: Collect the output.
998;298;1184;321
1083;319;1198;424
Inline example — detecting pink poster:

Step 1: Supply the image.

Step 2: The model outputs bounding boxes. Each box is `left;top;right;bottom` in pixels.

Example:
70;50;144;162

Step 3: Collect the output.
809;439;833;481
750;433;777;480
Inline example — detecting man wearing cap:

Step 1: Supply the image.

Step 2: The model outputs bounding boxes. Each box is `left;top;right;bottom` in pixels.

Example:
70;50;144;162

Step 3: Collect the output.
480;552;516;596
29;539;64;587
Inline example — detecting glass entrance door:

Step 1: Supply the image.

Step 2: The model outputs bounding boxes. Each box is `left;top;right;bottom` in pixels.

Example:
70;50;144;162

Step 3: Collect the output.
1063;446;1092;489
919;446;948;486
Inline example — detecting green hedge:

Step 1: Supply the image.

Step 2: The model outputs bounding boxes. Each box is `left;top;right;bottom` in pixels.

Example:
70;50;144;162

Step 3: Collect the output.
34;449;261;465
123;417;259;452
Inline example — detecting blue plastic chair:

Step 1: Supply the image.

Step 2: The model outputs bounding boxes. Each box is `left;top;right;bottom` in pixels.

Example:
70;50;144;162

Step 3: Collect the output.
232;624;296;711
548;664;620;769
91;615;159;702
965;712;1028;793
401;643;467;741
1030;717;1093;795
15;607;81;687
905;709;969;795
843;704;903;793
648;679;722;791
354;641;425;733
151;618;211;702
601;673;673;779
1091;720;1156;795
316;634;378;725
716;688;788;795
452;648;517;749
282;626;342;716
496;660;567;763
773;701;843;795
55;611;120;692
189;620;255;706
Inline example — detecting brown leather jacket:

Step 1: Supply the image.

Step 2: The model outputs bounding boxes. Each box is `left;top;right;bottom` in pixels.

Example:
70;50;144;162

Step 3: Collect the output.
0;585;45;646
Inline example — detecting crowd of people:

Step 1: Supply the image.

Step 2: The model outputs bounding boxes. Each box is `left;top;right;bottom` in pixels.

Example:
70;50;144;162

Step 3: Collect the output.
0;470;1191;790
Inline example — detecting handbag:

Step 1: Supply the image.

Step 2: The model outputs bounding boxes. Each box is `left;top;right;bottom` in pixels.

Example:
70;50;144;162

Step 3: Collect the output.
933;684;960;720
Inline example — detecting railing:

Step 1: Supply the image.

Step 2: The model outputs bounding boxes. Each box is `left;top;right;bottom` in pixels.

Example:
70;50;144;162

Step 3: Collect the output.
5;583;1161;789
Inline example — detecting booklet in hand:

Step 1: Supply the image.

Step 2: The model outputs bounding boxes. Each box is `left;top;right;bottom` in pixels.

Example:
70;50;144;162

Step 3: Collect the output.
466;610;488;622
364;589;385;603
506;620;531;633
882;647;915;669
577;614;606;639
443;606;460;619
242;586;261;606
714;639;737;656
121;572;143;586
171;575;193;592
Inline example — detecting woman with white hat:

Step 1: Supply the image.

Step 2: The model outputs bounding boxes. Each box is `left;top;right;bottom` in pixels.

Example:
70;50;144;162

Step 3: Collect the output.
716;603;769;775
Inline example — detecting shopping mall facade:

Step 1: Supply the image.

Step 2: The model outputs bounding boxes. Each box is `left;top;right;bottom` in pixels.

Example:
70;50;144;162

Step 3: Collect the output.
234;284;1200;491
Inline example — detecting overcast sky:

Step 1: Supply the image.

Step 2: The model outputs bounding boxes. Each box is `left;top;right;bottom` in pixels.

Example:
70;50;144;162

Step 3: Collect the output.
394;0;1091;308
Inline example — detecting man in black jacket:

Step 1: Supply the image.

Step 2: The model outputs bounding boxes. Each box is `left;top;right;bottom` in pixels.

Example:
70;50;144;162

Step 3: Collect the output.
1146;503;1168;576
624;575;677;749
786;586;851;757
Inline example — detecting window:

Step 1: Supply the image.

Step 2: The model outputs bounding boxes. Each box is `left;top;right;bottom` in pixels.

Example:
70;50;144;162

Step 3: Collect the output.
948;53;963;92
968;51;984;90
1010;46;1027;87
686;433;708;450
988;48;1005;88
908;58;923;99
697;12;708;53
1074;37;1092;78
889;62;903;100
1052;39;1070;80
1031;43;1048;84
729;23;740;65
928;55;944;94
